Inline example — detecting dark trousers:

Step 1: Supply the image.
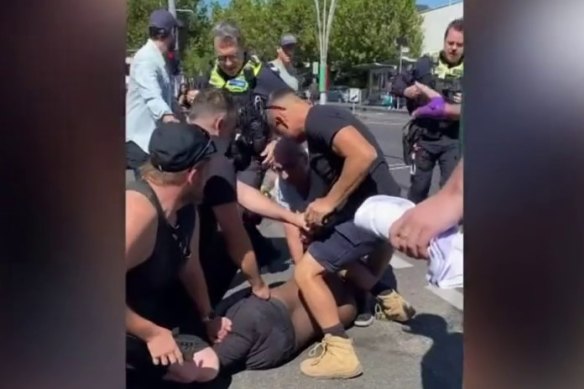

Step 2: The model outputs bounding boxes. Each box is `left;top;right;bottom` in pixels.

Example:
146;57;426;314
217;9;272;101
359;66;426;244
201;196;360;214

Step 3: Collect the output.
408;137;460;204
126;141;149;181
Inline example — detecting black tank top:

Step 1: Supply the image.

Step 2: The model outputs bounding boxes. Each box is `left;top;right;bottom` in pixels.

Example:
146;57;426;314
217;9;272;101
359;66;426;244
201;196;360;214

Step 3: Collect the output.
126;180;196;325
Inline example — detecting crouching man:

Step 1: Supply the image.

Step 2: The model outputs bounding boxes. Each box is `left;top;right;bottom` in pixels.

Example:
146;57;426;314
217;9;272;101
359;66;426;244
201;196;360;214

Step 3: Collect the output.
126;122;231;384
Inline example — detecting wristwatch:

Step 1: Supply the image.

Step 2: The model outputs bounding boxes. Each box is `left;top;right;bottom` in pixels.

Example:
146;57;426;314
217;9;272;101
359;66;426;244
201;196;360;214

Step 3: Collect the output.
202;310;217;323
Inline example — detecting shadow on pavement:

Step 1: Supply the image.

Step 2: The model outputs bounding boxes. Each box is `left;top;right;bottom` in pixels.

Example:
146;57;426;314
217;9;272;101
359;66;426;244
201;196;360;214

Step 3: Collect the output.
405;313;463;389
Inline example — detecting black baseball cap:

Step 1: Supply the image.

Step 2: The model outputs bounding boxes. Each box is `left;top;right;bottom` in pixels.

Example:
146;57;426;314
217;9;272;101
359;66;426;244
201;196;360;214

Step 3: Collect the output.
148;122;216;172
149;9;183;31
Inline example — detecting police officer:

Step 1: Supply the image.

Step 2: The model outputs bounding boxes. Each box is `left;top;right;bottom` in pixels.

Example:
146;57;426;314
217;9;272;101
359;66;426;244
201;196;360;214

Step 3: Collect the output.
392;18;463;203
202;21;292;261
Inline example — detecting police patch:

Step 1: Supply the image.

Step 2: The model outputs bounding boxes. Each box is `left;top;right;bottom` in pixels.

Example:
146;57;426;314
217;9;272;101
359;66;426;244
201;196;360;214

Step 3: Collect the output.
226;78;248;90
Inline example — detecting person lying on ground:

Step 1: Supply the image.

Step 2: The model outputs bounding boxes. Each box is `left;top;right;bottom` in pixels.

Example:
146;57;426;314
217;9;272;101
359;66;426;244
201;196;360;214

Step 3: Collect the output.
212;275;357;374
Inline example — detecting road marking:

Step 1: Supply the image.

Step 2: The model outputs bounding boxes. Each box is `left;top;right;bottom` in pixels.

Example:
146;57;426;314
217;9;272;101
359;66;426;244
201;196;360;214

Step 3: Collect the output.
426;285;464;311
390;165;410;171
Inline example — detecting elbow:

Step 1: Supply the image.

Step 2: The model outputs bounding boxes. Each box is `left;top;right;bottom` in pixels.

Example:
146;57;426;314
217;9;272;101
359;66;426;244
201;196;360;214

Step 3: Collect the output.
362;145;377;168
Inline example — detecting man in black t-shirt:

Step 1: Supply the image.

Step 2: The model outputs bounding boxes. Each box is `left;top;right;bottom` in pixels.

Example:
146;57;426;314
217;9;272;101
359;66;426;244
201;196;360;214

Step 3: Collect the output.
265;89;407;379
187;89;307;307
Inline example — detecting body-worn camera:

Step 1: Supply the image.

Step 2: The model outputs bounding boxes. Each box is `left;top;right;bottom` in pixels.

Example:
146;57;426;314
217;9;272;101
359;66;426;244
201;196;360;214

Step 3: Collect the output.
227;94;271;172
433;75;462;103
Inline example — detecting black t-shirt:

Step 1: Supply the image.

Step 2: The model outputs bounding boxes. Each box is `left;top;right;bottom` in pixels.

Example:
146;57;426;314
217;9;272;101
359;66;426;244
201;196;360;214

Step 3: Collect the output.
198;137;237;250
304;105;401;217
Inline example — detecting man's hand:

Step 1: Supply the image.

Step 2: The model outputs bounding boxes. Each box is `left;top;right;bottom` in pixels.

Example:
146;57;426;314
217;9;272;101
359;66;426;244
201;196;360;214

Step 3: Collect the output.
145;327;184;366
260;139;278;168
413;81;441;100
162;114;180;124
289;211;309;232
251;282;271;300
205;316;233;344
404;85;421;99
452;92;463;104
304;197;335;228
389;192;461;259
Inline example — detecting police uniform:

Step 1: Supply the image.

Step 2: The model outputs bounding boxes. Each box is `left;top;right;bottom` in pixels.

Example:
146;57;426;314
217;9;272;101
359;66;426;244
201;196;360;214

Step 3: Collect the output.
392;52;463;203
203;54;290;259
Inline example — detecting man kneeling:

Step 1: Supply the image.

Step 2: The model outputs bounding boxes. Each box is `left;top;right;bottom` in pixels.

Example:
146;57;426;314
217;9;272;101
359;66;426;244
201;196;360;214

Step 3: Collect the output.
213;275;357;374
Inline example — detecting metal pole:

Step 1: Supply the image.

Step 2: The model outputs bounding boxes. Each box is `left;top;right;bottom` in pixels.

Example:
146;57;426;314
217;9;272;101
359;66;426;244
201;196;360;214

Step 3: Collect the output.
167;0;180;94
314;0;337;105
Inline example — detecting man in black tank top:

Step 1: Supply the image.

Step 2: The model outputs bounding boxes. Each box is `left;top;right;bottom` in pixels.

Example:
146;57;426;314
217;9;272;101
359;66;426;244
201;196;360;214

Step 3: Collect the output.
126;122;232;385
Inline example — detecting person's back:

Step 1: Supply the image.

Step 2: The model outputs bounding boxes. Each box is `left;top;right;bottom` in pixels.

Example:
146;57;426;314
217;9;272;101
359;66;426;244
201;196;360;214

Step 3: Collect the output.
213;277;356;373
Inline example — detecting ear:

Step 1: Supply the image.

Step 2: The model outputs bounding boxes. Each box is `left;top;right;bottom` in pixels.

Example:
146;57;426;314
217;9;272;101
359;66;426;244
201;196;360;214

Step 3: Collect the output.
187;168;198;185
214;115;224;133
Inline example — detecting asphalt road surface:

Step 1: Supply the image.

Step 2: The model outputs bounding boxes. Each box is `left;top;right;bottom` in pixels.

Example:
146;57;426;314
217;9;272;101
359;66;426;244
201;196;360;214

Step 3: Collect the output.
128;111;463;389
226;111;463;389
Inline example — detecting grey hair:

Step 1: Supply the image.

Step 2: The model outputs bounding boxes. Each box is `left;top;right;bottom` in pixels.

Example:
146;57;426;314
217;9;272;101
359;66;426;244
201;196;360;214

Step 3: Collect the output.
212;21;245;47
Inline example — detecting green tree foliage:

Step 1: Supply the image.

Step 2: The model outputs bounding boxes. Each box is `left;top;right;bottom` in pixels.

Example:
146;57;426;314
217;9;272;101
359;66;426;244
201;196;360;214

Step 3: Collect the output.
127;0;423;77
127;0;212;76
330;0;422;69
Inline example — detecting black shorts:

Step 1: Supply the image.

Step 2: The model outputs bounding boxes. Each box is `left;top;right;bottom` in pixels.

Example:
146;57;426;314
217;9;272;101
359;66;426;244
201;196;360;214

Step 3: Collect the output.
307;220;384;273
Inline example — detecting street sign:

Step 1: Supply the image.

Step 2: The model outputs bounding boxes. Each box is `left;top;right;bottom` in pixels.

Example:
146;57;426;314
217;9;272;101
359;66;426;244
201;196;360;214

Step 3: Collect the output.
348;88;361;103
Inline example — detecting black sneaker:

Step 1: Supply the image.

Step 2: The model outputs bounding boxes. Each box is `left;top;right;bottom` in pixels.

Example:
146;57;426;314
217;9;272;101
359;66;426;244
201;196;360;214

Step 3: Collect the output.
354;312;375;327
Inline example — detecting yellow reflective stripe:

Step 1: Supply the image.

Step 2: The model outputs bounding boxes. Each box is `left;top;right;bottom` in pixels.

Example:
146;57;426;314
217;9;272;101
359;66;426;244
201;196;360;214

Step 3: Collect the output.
434;60;464;79
209;58;262;92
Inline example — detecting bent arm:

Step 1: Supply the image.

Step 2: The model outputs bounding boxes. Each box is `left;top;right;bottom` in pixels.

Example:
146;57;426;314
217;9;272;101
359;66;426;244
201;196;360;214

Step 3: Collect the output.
133;59;173;121
325;126;377;208
125;192;164;340
237;180;299;226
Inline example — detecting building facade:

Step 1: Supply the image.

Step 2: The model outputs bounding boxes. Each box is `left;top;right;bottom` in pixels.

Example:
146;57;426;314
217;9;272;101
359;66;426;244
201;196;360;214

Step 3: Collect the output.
420;1;463;56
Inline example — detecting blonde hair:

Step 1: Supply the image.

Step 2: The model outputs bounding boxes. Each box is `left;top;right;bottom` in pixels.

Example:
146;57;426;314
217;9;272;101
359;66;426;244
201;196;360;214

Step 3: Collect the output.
138;162;189;186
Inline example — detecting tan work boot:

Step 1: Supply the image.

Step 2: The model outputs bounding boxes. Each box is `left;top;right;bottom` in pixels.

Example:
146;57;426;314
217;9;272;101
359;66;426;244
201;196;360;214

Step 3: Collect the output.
375;290;416;323
300;334;363;379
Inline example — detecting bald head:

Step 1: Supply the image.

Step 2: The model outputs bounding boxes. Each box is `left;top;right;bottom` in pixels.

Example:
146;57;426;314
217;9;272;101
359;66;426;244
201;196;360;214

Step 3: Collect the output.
266;88;310;142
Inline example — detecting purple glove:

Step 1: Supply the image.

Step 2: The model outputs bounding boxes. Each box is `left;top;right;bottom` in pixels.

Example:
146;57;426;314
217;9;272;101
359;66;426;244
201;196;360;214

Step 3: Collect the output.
413;96;446;119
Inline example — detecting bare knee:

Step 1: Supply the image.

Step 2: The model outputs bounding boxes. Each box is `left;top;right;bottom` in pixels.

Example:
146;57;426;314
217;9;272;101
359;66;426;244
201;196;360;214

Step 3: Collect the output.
166;347;220;383
294;253;324;285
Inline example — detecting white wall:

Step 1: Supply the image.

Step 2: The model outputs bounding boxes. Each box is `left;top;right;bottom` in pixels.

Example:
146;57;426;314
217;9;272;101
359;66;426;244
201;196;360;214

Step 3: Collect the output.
421;2;463;55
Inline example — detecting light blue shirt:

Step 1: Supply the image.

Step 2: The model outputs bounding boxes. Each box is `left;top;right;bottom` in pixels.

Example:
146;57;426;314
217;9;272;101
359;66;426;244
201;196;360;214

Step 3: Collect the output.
126;40;178;152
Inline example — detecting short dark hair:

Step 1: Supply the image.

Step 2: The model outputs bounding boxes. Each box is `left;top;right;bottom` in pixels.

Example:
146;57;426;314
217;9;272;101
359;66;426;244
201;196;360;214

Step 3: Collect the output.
444;18;463;38
267;87;296;105
188;88;236;121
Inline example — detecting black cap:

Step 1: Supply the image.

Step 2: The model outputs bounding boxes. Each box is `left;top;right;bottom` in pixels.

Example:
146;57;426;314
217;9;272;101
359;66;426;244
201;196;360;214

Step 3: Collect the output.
148;122;216;172
149;9;183;31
